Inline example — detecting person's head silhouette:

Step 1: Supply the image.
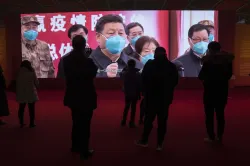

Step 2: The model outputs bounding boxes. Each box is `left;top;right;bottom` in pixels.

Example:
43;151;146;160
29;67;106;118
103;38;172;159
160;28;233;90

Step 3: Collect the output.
21;60;33;72
72;35;86;51
208;41;221;54
154;47;167;60
127;59;136;69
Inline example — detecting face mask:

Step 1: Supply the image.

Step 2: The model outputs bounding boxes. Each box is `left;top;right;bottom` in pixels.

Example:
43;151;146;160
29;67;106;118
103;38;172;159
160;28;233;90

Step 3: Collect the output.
141;53;154;64
23;30;38;41
192;41;208;56
131;36;141;46
208;34;214;42
104;35;126;54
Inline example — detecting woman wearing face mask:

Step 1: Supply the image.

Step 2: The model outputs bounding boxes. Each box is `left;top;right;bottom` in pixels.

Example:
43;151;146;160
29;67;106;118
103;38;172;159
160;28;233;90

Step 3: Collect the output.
135;36;160;65
134;36;160;124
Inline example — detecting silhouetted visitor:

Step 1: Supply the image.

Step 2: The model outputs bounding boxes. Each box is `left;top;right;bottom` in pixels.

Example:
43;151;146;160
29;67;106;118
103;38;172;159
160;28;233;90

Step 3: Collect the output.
120;59;141;128
199;41;234;143
16;60;39;128
63;35;98;160
0;65;9;125
135;47;179;151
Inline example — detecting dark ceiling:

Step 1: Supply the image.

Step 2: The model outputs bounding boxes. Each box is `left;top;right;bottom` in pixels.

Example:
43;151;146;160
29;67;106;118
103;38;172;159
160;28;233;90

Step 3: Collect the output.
0;0;250;22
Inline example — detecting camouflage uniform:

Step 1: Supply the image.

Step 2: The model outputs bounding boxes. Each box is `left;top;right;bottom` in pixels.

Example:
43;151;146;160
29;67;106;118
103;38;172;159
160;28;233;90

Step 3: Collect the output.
21;16;55;78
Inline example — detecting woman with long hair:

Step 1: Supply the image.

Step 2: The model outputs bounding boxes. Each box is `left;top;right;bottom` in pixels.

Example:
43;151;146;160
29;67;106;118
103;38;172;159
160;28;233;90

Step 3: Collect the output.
0;65;10;125
16;60;39;128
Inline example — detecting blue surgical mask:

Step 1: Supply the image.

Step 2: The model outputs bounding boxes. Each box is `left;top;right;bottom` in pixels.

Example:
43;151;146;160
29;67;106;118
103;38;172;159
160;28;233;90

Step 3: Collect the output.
192;41;208;55
141;53;154;64
104;35;126;54
131;36;141;46
23;30;38;41
208;34;214;42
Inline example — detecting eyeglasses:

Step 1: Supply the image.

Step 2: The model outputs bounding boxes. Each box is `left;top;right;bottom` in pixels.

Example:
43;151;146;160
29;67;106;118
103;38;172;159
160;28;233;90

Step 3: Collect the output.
191;38;209;43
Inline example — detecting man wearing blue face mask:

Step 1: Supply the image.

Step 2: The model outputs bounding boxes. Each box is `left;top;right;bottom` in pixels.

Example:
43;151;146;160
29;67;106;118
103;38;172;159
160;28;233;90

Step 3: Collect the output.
89;14;143;78
21;16;55;78
172;24;210;77
123;22;144;59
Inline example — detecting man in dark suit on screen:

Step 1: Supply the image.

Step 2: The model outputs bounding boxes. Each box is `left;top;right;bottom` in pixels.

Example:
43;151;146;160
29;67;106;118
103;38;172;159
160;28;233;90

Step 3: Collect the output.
172;24;210;77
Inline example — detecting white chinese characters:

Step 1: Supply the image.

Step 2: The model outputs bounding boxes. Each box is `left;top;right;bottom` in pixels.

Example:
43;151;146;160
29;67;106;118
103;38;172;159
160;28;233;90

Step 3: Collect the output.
59;43;72;57
35;15;46;32
119;14;126;23
50;14;66;32
70;14;86;26
91;14;103;31
48;44;58;60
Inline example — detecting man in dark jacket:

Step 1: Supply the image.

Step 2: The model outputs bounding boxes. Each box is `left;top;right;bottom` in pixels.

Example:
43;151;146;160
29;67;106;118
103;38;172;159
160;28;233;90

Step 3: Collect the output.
120;59;141;128
63;35;97;160
135;47;179;151
57;24;92;78
198;41;233;143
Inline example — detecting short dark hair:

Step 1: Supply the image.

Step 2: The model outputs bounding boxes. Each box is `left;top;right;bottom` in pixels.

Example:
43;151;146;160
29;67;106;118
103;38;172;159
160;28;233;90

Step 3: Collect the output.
188;24;210;38
68;24;88;39
127;59;136;68
208;41;221;52
125;22;144;35
154;47;168;60
95;14;125;33
135;36;160;55
72;35;86;50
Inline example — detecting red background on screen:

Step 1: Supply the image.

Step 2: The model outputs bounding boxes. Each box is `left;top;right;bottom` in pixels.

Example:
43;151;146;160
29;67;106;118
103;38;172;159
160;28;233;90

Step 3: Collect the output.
21;11;169;75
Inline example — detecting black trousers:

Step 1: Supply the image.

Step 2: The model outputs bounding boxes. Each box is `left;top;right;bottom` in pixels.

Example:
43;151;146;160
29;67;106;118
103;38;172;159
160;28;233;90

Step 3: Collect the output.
122;97;138;123
141;104;170;145
71;109;93;154
204;104;226;139
18;102;35;125
139;98;146;121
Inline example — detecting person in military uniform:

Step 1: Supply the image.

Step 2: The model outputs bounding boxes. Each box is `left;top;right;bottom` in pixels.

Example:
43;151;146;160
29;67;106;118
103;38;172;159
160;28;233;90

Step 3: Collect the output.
21;16;55;78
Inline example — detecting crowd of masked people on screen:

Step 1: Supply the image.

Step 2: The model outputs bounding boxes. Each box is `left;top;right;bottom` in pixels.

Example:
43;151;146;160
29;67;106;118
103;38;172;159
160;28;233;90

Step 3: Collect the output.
0;14;234;160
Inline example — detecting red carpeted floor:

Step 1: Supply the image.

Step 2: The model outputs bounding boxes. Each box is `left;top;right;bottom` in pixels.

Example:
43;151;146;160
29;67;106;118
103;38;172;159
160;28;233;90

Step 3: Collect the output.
1;88;250;165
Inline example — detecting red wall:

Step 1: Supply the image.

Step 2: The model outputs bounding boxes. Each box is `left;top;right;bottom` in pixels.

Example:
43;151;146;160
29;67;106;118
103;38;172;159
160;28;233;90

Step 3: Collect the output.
4;11;236;90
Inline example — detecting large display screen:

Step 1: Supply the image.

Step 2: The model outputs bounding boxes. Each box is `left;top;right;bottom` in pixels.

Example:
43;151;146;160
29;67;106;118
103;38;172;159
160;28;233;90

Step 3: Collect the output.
20;10;217;78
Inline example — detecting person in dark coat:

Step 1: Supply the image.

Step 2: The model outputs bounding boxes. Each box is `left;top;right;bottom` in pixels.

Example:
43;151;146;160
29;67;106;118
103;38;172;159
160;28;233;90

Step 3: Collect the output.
63;35;98;160
135;47;179;151
120;59;141;128
16;60;39;128
198;41;234;143
0;65;9;125
57;24;91;79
